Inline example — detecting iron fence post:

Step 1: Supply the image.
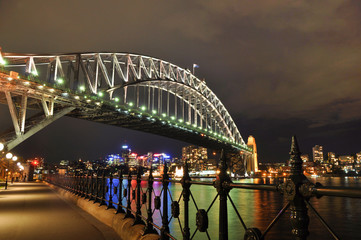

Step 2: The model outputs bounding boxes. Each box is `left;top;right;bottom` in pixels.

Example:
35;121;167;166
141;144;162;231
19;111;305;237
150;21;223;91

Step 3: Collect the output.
99;170;107;206
94;170;100;203
107;171;115;209
144;164;157;234
214;150;232;240
116;168;125;214
82;172;87;198
125;167;134;219
80;172;84;197
284;136;310;239
89;171;95;201
181;159;191;240
75;173;79;194
134;166;145;225
161;163;170;240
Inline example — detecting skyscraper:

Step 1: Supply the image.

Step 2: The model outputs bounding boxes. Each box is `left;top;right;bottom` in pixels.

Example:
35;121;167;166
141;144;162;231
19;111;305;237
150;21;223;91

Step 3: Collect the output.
328;152;337;165
312;145;324;163
182;145;207;171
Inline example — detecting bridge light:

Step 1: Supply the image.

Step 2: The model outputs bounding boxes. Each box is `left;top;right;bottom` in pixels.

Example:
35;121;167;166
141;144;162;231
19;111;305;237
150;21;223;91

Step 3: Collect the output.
128;102;134;107
74;96;80;100
0;142;4;151
162;113;166;118
140;106;146;111
171;116;176;120
152;110;157;114
114;97;120;102
178;119;183;123
79;86;86;92
12;156;17;161
98;92;104;97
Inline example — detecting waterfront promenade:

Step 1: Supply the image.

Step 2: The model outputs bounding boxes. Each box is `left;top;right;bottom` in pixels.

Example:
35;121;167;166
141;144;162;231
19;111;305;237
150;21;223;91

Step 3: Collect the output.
0;182;120;240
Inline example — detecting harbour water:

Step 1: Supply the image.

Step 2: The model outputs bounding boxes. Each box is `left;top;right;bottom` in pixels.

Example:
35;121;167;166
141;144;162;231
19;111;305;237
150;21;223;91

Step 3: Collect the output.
108;177;361;240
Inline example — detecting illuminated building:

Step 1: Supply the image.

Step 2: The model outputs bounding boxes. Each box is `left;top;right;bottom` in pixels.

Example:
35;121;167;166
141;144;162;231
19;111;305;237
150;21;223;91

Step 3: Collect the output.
356;152;361;164
339;155;354;165
327;152;338;165
246;135;258;174
152;153;171;166
182;145;207;171
106;154;122;165
312;145;324;163
301;154;309;163
120;145;131;164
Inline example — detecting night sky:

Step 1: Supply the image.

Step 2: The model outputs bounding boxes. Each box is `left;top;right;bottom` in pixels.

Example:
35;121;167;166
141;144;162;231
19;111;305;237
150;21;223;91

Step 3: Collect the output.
1;0;361;163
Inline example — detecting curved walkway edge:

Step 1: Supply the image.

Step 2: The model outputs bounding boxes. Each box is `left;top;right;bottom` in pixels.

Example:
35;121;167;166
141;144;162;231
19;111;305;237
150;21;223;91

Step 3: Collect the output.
47;182;160;240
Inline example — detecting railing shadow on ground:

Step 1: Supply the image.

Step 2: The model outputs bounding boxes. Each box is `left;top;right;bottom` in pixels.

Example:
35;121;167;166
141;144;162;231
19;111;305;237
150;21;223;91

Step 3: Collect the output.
47;136;361;240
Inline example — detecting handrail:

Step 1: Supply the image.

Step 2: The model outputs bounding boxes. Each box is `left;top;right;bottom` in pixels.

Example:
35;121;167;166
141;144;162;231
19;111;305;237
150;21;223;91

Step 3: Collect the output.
46;136;361;240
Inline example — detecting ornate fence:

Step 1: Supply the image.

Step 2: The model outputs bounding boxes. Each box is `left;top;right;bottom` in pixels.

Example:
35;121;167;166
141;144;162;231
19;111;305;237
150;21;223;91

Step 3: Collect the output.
47;136;361;240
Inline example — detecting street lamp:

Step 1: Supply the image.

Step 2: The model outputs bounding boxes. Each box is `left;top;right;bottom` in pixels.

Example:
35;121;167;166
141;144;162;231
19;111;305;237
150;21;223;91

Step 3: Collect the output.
5;152;13;189
0;142;4;151
12;156;18;161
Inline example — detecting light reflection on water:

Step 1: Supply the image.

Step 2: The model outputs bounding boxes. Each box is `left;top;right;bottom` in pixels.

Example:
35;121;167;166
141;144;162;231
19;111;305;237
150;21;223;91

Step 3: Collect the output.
106;177;361;240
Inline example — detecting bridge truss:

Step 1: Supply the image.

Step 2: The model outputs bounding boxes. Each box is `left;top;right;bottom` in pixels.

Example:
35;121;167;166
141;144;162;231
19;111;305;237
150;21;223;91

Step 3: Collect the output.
0;51;251;154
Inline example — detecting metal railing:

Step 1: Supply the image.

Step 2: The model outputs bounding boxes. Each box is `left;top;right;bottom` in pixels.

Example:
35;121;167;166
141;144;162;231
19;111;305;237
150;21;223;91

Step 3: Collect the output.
47;136;361;240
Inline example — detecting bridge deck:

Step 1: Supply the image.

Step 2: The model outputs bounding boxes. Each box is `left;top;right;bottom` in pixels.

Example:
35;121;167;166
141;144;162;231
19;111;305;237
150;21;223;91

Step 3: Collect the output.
0;182;120;240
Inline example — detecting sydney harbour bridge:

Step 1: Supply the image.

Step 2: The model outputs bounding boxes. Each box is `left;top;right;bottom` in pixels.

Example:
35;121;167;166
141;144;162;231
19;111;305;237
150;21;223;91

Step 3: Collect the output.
0;50;257;170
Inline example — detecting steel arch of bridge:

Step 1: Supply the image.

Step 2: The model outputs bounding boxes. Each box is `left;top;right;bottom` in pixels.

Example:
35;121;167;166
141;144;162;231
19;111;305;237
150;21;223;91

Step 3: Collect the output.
0;51;250;153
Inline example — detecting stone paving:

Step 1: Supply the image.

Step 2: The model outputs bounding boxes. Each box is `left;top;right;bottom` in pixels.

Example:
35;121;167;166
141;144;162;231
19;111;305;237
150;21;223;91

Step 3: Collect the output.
0;182;121;240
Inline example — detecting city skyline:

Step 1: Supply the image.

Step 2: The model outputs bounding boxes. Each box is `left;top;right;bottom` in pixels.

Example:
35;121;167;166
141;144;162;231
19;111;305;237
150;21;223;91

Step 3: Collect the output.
1;1;361;163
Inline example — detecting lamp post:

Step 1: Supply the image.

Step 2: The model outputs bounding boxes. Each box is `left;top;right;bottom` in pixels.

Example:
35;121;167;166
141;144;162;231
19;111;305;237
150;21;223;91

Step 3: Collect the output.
5;152;13;190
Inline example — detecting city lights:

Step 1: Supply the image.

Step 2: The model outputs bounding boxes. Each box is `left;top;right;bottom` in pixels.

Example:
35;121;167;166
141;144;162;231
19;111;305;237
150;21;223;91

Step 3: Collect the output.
6;152;13;159
0;142;4;151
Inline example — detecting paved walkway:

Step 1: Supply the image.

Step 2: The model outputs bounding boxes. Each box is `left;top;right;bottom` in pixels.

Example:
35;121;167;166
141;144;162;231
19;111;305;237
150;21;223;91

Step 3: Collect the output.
0;182;121;240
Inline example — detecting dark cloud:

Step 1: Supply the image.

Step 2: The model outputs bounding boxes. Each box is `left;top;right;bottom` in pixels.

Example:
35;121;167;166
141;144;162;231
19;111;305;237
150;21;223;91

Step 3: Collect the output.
1;0;360;162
